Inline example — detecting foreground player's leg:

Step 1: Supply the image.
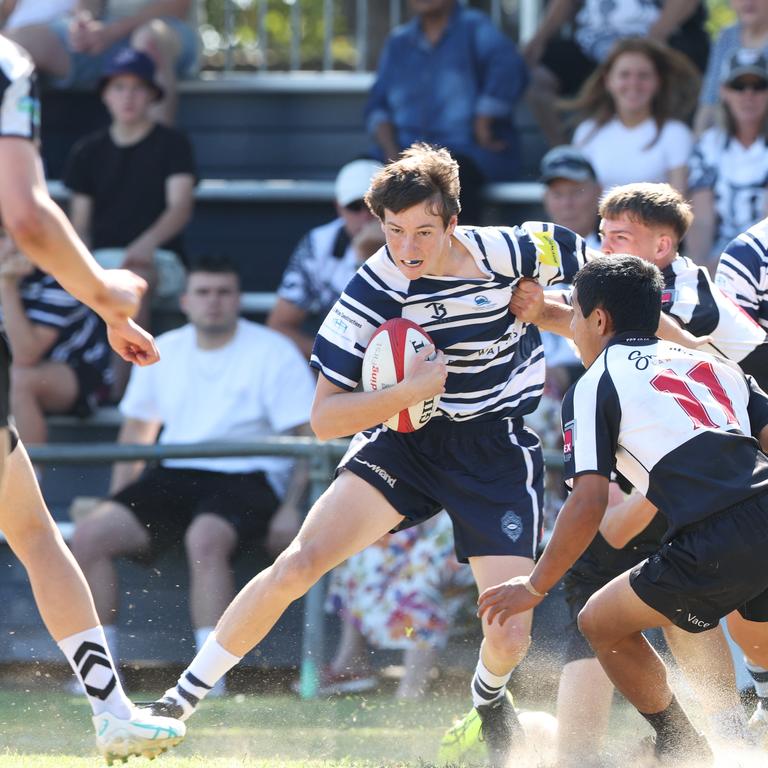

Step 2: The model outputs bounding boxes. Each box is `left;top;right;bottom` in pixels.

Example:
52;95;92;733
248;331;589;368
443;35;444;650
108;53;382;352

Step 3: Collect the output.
0;442;185;762
727;610;768;746
662;624;749;743
147;472;404;720
467;555;534;767
578;573;712;764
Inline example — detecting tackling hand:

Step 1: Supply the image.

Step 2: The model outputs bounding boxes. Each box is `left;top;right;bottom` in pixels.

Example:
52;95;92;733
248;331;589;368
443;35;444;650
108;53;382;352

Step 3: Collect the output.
477;576;545;625
509;279;545;324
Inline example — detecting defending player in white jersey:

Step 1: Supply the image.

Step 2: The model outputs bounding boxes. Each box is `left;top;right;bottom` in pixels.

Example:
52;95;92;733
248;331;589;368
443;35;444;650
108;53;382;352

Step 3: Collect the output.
479;254;768;765
141;144;587;768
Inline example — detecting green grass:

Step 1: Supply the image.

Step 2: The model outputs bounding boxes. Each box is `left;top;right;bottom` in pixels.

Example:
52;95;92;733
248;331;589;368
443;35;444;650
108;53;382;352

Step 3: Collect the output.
0;689;477;767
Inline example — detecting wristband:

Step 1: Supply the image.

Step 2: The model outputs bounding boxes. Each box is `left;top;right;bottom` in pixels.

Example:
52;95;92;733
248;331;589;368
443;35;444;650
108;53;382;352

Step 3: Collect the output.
522;576;547;598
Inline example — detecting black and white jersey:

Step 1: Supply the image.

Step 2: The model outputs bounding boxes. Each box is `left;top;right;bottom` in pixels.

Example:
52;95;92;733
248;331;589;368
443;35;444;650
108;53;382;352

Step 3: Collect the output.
311;223;587;423
662;256;767;366
562;335;768;536
716;218;768;333
0;36;38;141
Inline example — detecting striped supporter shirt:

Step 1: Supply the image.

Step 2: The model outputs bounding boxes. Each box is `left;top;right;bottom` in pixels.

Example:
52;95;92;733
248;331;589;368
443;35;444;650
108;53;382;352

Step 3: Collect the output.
310;222;587;423
716;218;768;334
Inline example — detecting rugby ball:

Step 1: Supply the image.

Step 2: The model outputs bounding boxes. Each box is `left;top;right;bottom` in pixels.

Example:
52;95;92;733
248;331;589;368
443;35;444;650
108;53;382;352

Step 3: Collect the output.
362;318;439;432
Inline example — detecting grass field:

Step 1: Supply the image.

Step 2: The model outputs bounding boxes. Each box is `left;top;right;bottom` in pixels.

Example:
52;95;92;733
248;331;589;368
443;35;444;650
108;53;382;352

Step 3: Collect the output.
0;688;486;768
0;687;765;768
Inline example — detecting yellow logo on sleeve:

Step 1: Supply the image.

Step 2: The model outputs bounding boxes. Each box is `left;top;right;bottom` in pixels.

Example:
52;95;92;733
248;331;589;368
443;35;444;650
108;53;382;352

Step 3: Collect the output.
532;230;561;268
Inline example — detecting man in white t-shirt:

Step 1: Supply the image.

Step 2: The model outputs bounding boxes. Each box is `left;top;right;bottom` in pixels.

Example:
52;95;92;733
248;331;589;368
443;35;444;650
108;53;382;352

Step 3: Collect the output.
70;255;316;689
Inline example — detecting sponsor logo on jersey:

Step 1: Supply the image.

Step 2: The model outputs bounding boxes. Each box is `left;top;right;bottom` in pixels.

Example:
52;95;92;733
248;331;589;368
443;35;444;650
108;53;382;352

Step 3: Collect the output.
352;457;397;487
332;317;348;334
661;289;677;305
531;231;561;269
501;510;523;542
563;420;574;460
474;295;491;307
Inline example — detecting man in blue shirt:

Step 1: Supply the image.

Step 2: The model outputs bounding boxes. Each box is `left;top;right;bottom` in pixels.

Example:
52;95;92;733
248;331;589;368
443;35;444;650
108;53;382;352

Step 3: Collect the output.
365;0;528;222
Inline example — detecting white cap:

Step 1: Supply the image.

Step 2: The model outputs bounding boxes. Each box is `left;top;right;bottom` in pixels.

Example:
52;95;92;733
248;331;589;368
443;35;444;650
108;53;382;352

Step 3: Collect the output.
334;159;383;207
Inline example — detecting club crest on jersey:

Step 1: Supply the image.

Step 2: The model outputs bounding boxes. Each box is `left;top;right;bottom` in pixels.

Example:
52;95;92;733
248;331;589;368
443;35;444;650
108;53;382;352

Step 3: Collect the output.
563;420;575;460
426;301;448;320
501;510;523;542
531;230;561;268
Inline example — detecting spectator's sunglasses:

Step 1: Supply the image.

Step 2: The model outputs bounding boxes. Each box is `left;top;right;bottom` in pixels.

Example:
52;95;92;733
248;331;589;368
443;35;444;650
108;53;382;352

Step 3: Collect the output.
345;199;367;212
728;78;768;93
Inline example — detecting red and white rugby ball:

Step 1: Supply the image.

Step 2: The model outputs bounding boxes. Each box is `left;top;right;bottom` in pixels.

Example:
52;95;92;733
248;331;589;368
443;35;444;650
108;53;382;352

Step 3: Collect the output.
362;318;439;432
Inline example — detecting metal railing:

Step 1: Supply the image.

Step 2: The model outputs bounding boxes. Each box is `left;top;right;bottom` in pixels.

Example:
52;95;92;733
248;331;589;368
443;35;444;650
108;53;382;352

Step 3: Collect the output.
198;0;543;73
25;436;561;698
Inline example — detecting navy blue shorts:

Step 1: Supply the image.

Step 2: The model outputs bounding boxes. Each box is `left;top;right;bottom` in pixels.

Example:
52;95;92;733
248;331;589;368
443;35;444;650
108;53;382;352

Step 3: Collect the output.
339;417;544;563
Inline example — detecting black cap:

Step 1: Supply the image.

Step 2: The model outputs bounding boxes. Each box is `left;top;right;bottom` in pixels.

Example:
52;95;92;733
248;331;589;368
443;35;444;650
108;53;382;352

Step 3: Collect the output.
98;46;164;101
721;48;768;86
539;145;597;184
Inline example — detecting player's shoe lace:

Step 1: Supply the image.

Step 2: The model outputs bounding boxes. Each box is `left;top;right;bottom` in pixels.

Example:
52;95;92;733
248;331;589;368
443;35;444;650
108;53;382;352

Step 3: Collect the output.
93;708;185;765
475;691;523;768
748;699;768;748
135;695;187;721
437;706;484;764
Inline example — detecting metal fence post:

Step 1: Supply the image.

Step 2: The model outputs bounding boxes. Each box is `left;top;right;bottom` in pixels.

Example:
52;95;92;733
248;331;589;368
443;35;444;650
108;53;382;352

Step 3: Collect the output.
297;443;335;699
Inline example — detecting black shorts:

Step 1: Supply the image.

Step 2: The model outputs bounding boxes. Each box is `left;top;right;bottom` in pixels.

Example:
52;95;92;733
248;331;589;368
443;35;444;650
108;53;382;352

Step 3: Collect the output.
112;466;280;559
339;418;544;563
540;38;597;96
561;574;607;663
630;490;768;633
70;360;110;417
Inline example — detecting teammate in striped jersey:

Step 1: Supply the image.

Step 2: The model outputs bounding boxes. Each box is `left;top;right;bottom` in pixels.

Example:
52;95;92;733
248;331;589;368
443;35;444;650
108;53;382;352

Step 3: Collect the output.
479;254;768;765
716;216;768;336
143;144;586;766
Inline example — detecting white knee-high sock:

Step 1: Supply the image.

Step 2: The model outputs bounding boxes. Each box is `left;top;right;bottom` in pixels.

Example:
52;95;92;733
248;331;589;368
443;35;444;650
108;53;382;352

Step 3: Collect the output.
164;632;240;719
58;626;132;718
471;654;511;708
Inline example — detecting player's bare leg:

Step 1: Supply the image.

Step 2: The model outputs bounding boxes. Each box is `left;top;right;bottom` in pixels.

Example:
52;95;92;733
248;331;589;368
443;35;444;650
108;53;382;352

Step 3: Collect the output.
556;657;614;768
727;611;768;745
468;555;534;767
578;571;712;763
0;442;185;762
147;471;404;719
663;624;748;742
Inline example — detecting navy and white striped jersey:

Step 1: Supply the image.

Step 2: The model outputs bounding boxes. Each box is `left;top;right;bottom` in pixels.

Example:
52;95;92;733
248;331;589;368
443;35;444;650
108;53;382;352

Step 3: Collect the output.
716;218;768;333
661;255;767;365
562;335;768;536
0;36;38;141
1;269;111;380
311;223;587;423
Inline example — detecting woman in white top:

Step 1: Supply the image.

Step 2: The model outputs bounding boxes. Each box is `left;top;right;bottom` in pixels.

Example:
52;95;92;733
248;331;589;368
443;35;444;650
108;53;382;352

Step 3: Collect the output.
687;49;768;275
569;37;698;193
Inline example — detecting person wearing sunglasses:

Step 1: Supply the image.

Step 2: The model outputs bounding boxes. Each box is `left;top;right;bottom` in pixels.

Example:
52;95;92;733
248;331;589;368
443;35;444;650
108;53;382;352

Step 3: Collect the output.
687;49;768;275
267;159;381;359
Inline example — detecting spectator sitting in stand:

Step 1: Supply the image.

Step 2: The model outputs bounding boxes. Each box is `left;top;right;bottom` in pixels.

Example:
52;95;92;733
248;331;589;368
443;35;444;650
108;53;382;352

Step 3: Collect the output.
1;0;75;30
70;256;316;698
569;37;699;194
64;45;195;398
365;0;528;224
5;0;197;124
695;0;768;134
267;159;382;359
0;230;111;451
524;0;709;147
687;49;768;275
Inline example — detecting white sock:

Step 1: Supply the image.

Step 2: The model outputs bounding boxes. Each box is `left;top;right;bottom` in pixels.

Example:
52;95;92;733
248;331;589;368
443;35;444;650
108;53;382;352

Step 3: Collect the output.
165;633;240;719
471;654;511;708
745;660;768;698
58;626;132;718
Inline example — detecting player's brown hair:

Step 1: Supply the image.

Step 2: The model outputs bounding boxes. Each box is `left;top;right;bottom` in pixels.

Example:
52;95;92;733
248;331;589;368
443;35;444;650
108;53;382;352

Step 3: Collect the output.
599;182;694;245
365;143;461;228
